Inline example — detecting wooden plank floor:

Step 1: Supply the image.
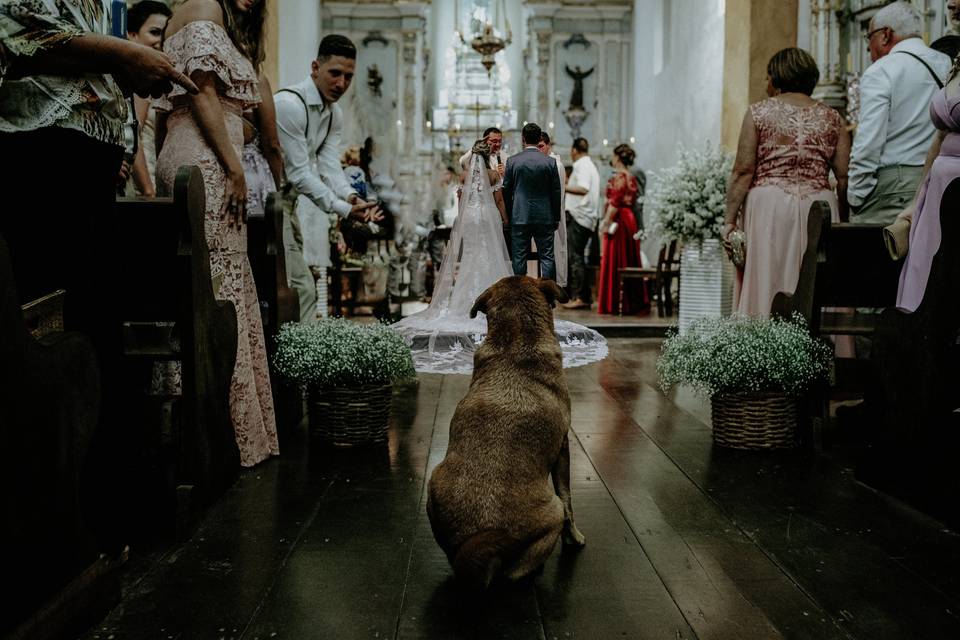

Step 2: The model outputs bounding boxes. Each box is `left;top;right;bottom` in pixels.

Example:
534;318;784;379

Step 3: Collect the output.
86;339;960;640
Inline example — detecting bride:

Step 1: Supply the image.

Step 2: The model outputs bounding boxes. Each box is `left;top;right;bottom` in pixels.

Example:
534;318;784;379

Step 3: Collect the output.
391;140;608;374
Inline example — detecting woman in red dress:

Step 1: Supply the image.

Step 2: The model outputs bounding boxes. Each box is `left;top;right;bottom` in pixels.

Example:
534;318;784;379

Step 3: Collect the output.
598;144;648;314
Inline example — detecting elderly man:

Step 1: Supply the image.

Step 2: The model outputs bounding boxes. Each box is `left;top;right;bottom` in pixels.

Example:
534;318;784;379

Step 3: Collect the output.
848;1;951;224
275;35;381;323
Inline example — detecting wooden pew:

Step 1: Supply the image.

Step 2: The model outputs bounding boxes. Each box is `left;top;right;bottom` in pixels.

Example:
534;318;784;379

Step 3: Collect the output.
862;179;960;528
0;239;121;639
771;202;902;447
111;166;239;538
247;193;302;434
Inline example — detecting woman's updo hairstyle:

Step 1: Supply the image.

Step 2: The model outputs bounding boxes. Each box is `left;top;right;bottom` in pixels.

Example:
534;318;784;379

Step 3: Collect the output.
613;143;635;167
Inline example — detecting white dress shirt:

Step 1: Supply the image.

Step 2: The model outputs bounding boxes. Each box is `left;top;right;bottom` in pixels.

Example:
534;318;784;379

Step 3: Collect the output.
848;38;951;206
566;155;601;230
275;77;356;217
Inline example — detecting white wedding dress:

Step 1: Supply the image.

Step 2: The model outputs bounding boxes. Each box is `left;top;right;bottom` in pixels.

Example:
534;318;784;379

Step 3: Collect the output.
390;155;608;374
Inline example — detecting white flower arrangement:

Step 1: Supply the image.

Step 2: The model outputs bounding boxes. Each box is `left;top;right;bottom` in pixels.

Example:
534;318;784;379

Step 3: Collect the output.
657;314;832;397
273;318;416;388
644;146;733;243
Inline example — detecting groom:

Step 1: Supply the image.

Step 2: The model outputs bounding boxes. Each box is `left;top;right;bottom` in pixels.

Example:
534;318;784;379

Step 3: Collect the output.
502;123;563;281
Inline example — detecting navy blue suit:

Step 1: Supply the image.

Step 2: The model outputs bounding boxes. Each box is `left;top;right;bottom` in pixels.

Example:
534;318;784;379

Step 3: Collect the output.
502;147;563;281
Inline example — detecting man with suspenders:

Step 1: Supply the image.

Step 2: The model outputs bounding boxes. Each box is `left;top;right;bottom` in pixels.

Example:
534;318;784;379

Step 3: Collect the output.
275;35;382;323
849;1;951;225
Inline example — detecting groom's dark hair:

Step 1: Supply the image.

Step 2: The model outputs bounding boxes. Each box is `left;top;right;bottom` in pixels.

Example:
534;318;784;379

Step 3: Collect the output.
522;123;542;145
317;35;357;61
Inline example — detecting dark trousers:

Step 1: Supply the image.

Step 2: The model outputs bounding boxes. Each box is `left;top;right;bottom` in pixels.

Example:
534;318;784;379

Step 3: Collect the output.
512;223;556;282
502;223;513;259
566;213;594;303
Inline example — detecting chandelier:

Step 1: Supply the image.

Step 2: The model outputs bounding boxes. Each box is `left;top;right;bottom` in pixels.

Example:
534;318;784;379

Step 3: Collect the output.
456;0;512;74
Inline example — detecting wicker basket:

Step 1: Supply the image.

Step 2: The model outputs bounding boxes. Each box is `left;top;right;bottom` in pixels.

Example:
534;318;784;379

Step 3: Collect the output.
308;382;393;446
710;392;798;450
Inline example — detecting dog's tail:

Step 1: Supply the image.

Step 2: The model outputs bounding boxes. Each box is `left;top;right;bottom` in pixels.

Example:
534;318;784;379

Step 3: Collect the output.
452;529;523;591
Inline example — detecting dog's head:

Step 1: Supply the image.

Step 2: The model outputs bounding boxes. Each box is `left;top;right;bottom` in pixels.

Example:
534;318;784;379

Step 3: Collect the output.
469;276;569;322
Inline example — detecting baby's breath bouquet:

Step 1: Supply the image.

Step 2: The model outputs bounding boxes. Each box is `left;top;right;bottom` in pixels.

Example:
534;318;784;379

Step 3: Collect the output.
657;314;831;397
273;318;416;389
645;146;733;243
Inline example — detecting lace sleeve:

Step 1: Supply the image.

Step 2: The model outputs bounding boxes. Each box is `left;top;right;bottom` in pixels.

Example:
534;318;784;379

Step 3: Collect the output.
155;21;260;112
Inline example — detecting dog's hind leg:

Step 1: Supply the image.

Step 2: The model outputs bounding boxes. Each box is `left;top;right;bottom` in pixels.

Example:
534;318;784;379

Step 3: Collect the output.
452;529;522;591
552;431;586;547
503;503;564;582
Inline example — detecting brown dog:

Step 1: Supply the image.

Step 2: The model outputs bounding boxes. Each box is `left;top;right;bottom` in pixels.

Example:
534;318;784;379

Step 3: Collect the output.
426;276;586;590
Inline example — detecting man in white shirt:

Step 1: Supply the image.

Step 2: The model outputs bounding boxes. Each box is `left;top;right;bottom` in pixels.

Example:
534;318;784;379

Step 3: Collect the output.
849;1;951;224
275;35;381;323
562;137;600;309
458;127;507;175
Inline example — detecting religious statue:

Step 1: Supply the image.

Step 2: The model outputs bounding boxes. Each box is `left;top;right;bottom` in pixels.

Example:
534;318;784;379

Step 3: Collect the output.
564;64;594;111
367;64;384;99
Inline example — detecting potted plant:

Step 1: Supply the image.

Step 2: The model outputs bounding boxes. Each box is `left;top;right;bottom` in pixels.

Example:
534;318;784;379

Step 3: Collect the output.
645;145;734;333
273;318;416;446
657;314;832;449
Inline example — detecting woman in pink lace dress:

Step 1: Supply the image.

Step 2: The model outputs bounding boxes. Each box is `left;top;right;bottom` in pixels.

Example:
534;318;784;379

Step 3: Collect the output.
155;0;278;467
723;47;850;318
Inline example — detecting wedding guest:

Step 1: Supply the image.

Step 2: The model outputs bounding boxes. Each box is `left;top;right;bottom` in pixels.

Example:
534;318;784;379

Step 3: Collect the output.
723;47;850;318
126;0;173;197
242;75;284;217
894;3;960;312
275;35;381;324
848;1;951;224
597;144;646;315
155;0;278;467
343;144;367;198
537;131;569;286
0;0;194;304
562;137;601;309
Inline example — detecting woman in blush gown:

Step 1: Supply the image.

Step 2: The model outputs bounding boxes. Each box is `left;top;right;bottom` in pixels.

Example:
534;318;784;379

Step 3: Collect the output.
390;140;608;374
155;0;278;466
723;47;850;318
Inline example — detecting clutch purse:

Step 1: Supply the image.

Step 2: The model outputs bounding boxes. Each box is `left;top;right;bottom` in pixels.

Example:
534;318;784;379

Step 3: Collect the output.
883;218;910;261
728;229;747;269
607;222;619;236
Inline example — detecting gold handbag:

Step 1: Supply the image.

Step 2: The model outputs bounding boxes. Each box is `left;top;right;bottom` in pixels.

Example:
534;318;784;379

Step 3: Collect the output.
728;230;747;269
883;218;910;261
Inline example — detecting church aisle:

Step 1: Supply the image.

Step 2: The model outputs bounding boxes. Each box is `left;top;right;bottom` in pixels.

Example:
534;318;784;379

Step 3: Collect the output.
86;340;960;640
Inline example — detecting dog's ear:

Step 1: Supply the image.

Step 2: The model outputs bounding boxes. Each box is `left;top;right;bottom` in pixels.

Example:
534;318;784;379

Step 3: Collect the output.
537;279;569;307
470;288;492;318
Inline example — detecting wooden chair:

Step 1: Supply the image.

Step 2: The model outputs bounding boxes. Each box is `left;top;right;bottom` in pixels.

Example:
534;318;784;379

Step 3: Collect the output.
617;240;681;317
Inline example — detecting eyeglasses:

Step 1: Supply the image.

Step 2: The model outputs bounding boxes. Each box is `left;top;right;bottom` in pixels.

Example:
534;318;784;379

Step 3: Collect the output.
864;26;888;42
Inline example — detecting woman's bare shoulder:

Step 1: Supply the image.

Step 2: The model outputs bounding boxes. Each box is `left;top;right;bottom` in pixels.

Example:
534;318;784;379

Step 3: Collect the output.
167;0;224;35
